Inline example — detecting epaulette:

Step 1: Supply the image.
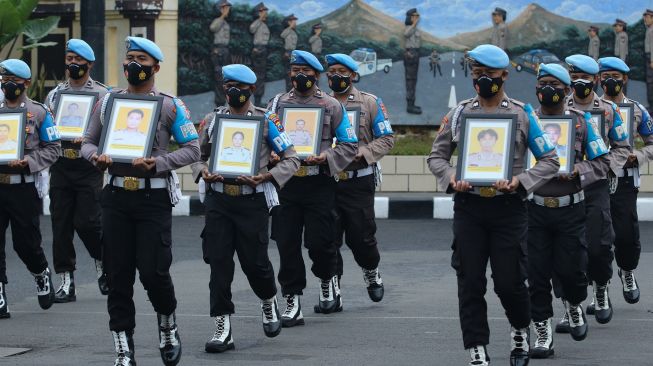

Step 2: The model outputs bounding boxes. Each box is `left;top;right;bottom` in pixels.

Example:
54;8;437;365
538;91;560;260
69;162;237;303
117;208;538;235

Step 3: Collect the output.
359;91;379;100
94;80;110;90
565;107;585;118
159;91;177;99
508;98;526;109
31;100;50;113
254;106;268;114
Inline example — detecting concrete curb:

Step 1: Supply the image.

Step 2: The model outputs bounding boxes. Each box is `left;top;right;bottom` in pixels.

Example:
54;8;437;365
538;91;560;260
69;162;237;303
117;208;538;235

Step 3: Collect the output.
41;194;653;221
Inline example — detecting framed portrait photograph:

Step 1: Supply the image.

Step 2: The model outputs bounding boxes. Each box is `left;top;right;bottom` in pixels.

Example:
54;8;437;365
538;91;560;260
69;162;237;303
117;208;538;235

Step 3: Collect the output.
456;114;517;186
97;94;162;163
346;107;361;135
584;110;606;139
617;103;635;147
279;104;324;159
209;115;264;179
0;109;26;165
526;115;577;175
52;91;98;140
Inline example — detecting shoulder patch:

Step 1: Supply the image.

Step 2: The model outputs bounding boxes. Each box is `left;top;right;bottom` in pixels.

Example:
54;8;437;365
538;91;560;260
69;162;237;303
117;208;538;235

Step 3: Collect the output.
171;97;198;143
509;98;526;108
94;80;110;91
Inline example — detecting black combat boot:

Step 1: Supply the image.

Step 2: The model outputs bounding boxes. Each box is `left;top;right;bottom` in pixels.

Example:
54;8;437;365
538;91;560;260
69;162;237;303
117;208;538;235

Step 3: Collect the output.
112;330;136;366
33;268;54;310
158;312;181;365
54;271;76;303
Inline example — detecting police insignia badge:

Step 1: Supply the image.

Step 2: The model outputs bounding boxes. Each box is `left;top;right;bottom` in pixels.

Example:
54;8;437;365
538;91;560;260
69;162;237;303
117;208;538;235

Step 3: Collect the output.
306;80;313;88
139;71;147;80
340;81;346;88
552;94;560;103
594;100;600;107
491;84;499;93
438;116;449;134
501;100;509;108
239;95;246;103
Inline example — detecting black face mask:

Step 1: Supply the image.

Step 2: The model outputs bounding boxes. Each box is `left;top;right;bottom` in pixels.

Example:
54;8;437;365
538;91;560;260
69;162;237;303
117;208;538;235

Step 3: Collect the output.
601;78;624;97
1;81;25;101
123;61;153;85
226;86;251;108
291;73;317;93
67;63;89;80
328;73;351;94
571;79;594;99
473;75;503;98
536;85;566;106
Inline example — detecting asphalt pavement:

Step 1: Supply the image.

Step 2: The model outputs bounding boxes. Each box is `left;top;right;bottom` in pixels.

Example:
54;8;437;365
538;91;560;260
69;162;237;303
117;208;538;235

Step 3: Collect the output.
182;52;648;126
1;217;653;365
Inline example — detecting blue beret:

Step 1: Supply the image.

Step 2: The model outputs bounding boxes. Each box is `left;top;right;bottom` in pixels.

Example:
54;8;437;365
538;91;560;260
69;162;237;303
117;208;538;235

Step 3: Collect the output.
598;57;630;74
467;44;509;69
125;36;164;62
0;59;31;79
565;54;599;75
325;53;359;72
66;39;95;62
222;64;257;85
290;50;323;72
537;63;571;86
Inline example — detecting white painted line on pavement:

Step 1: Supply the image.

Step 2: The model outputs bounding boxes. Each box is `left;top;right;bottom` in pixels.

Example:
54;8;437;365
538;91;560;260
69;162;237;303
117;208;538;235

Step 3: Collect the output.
448;85;457;109
451;68;455;78
434;197;454;219
637;198;653;220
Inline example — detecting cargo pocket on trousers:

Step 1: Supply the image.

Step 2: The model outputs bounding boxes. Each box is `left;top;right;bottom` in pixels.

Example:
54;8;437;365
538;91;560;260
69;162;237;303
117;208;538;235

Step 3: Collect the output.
200;227;209;264
361;206;377;246
270;205;281;241
601;210;615;246
158;231;173;270
451;240;462;275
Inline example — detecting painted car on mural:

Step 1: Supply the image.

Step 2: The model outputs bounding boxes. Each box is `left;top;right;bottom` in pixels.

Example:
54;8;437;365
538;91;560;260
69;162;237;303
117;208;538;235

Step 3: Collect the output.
350;48;393;77
511;49;563;73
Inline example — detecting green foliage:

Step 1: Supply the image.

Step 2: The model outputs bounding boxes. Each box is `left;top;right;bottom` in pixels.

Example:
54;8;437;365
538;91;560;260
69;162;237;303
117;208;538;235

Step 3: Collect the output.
390;134;434;156
508;20;646;81
20;16;60;50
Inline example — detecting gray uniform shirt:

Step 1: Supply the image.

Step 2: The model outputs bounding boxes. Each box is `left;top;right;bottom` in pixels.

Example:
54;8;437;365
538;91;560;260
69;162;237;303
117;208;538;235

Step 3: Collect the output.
588;35;600;60
534;107;609;197
191;103;300;188
210;17;230;46
615;31;628;60
404;25;421;49
309;35;323;54
249;19;270;46
268;88;357;175
623;97;653;167
646;25;653;62
82;88;200;179
427;95;560;194
566;93;631;174
280;27;298;51
334;87;395;171
0;95;61;174
491;22;508;50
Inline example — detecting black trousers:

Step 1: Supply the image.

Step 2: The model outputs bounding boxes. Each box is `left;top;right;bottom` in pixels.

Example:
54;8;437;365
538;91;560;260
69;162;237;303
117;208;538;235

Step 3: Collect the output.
451;193;530;349
202;190;277;316
584;180;614;286
528;201;588;321
335;175;380;276
102;186;176;332
272;174;338;296
610;176;641;271
0;182;49;284
50;158;103;274
404;49;419;103
251;47;268;106
211;46;231;107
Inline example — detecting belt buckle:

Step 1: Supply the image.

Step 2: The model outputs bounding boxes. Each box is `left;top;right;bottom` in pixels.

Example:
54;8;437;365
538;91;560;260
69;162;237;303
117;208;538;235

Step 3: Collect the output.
0;174;9;184
123;177;140;191
295;166;308;177
478;187;496;198
337;172;349;181
544;197;560;208
223;184;241;196
63;149;78;159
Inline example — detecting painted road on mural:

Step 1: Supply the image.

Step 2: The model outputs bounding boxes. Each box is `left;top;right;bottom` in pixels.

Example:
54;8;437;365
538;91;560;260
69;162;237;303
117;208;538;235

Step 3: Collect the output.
182;52;647;126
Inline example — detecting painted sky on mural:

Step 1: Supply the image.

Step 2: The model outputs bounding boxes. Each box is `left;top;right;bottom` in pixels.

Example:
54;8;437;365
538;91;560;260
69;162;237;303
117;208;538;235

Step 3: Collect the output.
230;0;649;37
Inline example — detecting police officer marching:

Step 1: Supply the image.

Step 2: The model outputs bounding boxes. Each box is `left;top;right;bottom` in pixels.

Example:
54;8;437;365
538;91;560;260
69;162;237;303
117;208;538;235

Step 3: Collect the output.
528;63;609;358
0;59;61;318
268;50;357;326
428;44;560;366
555;55;630;333
599;56;651;306
191;64;300;353
82;37;200;366
324;53;394;303
45;39;109;303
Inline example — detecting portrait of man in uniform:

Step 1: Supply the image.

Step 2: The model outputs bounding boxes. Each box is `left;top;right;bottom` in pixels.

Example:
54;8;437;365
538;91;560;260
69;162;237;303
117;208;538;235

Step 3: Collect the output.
288;119;312;147
0;124;18;152
280;106;324;158
53;92;98;139
219;130;252;163
59;103;83;127
543;123;567;159
467;129;503;168
110;109;147;147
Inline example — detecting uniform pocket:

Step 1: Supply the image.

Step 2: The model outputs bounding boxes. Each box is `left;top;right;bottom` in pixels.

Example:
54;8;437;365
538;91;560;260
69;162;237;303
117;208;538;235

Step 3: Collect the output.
450;240;462;275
